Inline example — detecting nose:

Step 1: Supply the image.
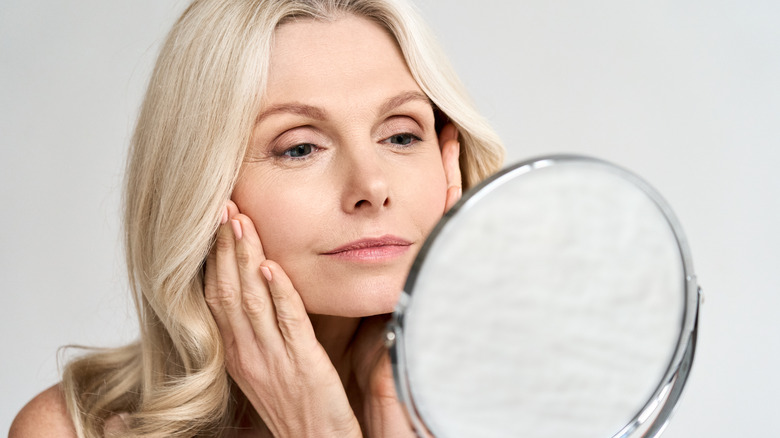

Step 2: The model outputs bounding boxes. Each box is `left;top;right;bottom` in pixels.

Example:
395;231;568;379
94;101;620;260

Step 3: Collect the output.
339;144;391;214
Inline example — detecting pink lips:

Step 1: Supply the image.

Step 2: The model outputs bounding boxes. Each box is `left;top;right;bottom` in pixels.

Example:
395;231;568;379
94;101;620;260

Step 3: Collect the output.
323;235;412;262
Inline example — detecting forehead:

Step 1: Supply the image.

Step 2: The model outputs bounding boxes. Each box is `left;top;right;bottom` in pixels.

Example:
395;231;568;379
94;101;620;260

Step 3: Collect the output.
264;15;423;108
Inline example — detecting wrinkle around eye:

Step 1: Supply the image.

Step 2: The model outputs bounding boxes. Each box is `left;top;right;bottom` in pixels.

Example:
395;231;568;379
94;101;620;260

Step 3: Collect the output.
376;115;429;144
247;125;328;163
381;133;421;147
280;143;320;159
242;150;274;164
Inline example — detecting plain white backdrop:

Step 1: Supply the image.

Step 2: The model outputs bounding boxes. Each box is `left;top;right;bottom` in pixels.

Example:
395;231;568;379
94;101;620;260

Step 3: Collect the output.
1;0;778;435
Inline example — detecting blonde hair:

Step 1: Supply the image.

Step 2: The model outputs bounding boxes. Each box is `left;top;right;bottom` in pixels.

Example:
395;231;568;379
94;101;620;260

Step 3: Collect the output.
61;0;504;436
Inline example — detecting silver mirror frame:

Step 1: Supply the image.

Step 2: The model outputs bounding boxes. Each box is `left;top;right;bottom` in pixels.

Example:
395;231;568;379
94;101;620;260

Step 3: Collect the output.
386;155;701;438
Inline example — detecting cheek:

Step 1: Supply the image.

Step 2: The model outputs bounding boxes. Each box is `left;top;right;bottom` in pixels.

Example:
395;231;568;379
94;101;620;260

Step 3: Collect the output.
230;153;449;316
232;176;325;262
403;157;449;235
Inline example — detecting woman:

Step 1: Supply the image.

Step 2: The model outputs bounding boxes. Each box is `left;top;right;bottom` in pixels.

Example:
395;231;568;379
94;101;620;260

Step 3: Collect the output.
11;0;503;436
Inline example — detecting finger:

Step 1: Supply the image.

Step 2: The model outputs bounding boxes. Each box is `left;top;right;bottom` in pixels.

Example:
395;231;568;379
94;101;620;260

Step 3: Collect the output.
204;205;236;344
259;260;318;354
210;215;257;349
204;236;235;346
231;214;284;350
225;199;240;219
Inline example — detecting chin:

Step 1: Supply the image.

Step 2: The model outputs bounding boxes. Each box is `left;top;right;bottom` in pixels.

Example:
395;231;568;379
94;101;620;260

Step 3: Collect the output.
300;277;404;317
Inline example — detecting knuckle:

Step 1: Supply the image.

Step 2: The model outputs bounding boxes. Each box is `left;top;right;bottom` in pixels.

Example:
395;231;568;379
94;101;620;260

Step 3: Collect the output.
235;246;252;268
242;292;267;316
270;283;293;302
278;311;309;339
214;232;233;252
279;310;304;327
206;280;240;308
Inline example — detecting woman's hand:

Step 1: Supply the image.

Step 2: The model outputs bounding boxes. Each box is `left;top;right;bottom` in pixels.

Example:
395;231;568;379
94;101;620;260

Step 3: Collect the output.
203;124;460;437
204;201;362;437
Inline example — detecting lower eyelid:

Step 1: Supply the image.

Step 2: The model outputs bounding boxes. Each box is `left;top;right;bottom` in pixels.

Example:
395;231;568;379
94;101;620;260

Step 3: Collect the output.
383;133;422;146
271;145;321;163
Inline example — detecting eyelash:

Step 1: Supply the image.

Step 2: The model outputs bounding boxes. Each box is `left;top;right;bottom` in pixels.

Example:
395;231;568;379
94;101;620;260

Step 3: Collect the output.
383;132;422;148
280;143;319;159
277;132;422;160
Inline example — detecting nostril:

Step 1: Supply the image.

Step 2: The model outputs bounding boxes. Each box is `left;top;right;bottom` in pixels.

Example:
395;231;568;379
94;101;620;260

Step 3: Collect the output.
353;197;389;209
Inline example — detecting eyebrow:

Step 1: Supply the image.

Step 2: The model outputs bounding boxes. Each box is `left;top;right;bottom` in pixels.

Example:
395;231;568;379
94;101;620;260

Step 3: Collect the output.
255;90;433;124
377;90;433;116
255;103;327;123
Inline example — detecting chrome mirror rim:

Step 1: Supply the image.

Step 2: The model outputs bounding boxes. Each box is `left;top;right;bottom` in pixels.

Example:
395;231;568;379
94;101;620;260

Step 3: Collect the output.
388;154;700;438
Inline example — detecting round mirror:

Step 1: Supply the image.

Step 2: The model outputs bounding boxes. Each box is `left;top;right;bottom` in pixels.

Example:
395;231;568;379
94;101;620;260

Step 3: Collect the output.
388;155;700;438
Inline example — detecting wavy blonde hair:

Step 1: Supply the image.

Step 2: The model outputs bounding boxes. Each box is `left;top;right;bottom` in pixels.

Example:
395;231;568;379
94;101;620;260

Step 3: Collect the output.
61;0;504;436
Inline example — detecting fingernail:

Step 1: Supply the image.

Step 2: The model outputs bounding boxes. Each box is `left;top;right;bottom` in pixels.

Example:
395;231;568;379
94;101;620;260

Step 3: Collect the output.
231;219;242;240
458;186;463;198
221;206;229;224
260;265;272;282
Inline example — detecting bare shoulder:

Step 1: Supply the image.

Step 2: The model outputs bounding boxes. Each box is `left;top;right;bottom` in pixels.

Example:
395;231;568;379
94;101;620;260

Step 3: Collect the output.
9;384;77;438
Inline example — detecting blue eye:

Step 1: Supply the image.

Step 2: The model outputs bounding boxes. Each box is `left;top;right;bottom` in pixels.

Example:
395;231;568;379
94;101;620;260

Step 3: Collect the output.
283;143;315;158
387;133;420;146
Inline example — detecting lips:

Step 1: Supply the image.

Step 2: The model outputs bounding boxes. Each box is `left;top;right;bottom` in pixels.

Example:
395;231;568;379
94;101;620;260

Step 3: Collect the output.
323;235;412;262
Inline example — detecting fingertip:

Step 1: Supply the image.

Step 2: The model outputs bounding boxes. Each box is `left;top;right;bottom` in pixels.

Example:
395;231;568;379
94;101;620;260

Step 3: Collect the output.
230;219;243;240
260;261;292;291
260;260;281;277
232;213;252;228
225;199;240;217
230;213;255;237
232;213;264;249
220;205;229;224
260;265;272;283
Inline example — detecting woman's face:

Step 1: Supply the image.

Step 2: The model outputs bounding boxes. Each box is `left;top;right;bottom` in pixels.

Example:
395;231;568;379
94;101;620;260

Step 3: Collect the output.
232;15;457;317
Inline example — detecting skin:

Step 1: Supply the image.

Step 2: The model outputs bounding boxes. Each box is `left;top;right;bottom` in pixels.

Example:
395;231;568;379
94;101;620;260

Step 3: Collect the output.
11;14;461;438
233;15;455;318
207;16;461;436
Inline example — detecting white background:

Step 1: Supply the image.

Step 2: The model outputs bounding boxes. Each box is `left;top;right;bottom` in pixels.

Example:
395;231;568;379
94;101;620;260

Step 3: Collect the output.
2;0;778;435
